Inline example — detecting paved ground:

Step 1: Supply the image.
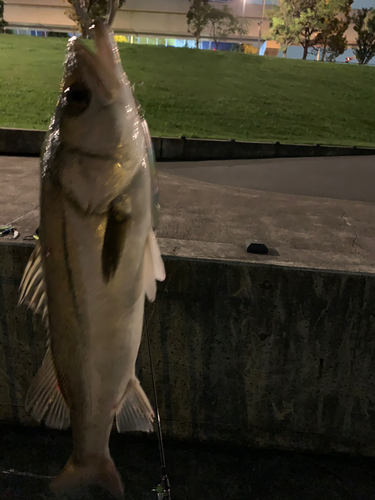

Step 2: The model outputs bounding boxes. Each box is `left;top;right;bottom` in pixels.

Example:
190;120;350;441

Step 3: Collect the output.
1;425;375;500
2;155;375;273
158;156;375;203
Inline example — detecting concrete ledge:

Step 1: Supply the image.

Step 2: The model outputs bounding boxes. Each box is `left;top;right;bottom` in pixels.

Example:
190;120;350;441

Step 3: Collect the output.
0;128;45;156
1;127;374;161
2;241;375;455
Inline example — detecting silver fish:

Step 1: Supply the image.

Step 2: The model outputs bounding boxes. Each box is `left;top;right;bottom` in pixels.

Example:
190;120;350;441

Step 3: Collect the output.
19;20;165;498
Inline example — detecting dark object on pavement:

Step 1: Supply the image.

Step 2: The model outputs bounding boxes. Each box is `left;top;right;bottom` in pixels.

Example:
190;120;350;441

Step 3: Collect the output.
0;227;19;239
245;240;269;254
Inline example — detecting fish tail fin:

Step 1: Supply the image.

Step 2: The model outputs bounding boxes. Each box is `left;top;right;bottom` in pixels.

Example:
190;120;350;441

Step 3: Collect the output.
50;454;124;499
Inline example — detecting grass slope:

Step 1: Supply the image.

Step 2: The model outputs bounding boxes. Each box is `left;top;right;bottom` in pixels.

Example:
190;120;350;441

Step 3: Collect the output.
0;34;375;146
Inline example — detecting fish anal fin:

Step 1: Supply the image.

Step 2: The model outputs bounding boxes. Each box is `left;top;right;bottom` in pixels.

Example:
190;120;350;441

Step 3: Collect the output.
143;230;166;302
116;378;154;433
25;347;70;430
50;454;124;499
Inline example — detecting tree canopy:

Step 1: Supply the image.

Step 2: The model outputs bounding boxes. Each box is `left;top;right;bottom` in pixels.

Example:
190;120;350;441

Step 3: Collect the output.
314;0;352;61
352;8;375;65
187;0;248;49
267;0;300;57
187;0;212;48
208;5;250;49
268;0;353;61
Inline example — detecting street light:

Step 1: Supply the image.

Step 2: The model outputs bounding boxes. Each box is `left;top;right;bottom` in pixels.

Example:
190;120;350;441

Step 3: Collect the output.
239;0;246;45
257;0;266;54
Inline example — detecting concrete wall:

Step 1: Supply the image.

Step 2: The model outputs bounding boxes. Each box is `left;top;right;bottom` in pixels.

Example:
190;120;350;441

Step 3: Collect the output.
2;241;375;455
1;127;374;160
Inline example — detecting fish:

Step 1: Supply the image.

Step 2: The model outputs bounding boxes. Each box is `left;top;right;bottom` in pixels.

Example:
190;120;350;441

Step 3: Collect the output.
19;19;165;499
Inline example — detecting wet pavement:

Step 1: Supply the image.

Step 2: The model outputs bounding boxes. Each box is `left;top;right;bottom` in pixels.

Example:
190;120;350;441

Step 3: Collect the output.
1;425;375;500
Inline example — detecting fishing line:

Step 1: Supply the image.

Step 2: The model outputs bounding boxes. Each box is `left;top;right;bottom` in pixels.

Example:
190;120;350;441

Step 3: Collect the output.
1;468;54;480
5;205;39;227
144;314;171;500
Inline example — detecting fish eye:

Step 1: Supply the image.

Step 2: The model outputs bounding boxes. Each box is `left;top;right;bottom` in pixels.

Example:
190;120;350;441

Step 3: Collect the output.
64;83;91;116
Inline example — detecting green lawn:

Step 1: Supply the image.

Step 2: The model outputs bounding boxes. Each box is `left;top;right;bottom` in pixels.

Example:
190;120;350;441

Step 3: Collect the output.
1;34;375;146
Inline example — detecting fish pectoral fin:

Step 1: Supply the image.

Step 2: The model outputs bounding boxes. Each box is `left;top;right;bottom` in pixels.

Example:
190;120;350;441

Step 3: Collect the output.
116;378;154;433
143;230;166;302
19;240;49;328
102;204;130;283
25;347;70;430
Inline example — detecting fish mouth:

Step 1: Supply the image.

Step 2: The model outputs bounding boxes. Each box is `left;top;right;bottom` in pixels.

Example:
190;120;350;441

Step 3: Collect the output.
67;20;122;102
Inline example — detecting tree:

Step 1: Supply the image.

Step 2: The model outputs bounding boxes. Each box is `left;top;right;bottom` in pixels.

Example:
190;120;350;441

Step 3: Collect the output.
65;0;126;37
267;0;325;60
208;5;250;49
314;0;352;61
0;0;7;34
352;8;375;65
322;22;348;61
297;1;326;60
267;0;300;58
267;0;352;60
187;0;212;48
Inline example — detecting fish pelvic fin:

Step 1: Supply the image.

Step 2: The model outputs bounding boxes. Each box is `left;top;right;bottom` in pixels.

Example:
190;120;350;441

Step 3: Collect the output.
50;454;124;499
143;230;166;302
25;347;70;430
116;378;155;433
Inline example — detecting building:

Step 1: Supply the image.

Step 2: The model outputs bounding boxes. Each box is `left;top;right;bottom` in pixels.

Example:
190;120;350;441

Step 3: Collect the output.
3;0;279;47
3;0;359;50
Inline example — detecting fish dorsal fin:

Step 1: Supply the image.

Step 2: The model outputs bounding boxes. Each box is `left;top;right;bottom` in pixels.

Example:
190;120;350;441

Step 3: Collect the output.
116;378;154;433
19;241;49;328
143;230;166;302
25;347;70;430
